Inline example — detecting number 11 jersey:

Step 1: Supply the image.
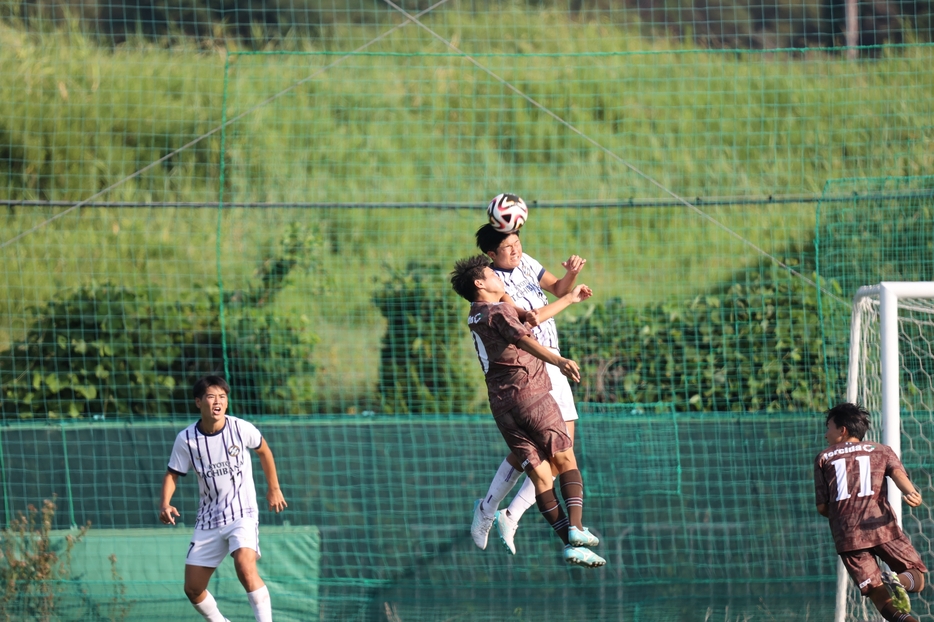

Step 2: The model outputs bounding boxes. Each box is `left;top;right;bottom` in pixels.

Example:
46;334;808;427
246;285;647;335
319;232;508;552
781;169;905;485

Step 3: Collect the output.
814;441;906;553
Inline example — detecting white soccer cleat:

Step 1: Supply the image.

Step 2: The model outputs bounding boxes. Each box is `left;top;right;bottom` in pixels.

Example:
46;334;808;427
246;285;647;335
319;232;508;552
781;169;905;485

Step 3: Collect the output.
470;499;495;550
494;510;519;555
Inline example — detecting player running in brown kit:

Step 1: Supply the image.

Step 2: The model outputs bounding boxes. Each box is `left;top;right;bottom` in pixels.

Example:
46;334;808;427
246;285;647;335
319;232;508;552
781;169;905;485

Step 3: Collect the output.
814;402;928;622
450;254;605;567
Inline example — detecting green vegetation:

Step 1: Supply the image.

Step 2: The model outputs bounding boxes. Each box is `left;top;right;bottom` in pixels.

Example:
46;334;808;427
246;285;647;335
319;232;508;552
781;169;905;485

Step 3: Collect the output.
1;14;933;413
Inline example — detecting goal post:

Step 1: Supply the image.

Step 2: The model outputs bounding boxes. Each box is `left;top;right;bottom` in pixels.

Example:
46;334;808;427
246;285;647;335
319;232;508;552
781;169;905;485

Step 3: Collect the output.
837;281;934;622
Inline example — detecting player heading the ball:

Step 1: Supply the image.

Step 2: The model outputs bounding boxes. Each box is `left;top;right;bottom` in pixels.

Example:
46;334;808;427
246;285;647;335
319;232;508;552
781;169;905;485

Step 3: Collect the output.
159;375;288;622
814;402;928;622
451;255;605;568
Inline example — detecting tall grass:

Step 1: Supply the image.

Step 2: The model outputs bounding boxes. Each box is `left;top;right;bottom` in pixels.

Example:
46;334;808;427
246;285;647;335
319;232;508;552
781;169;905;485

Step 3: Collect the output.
2;13;933;409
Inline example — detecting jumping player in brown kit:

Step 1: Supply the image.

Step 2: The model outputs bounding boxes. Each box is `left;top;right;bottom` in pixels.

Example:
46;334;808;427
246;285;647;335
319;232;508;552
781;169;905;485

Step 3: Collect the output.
450;254;605;567
814;402;928;622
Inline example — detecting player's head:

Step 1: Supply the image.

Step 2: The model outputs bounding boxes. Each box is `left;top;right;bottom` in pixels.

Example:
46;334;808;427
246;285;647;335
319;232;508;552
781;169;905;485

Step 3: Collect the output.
825;402;871;443
476;224;522;270
193;375;230;399
450;255;502;302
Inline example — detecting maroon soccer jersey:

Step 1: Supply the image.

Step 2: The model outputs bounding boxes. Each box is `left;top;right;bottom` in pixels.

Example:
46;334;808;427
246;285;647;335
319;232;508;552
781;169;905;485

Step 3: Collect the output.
814;441;907;552
467;301;553;414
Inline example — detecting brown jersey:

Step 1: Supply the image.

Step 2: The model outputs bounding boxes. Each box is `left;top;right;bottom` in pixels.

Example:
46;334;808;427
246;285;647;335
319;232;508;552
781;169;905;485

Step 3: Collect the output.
814;441;907;553
467;301;552;415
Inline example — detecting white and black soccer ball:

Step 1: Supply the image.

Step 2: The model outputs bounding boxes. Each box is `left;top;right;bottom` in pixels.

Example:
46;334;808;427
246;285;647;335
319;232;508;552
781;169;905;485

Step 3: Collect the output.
486;193;528;233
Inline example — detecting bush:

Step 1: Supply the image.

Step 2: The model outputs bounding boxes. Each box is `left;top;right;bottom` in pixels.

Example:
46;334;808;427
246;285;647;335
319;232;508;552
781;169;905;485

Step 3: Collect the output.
0;223;321;419
560;263;845;412
0;498;89;622
373;262;479;415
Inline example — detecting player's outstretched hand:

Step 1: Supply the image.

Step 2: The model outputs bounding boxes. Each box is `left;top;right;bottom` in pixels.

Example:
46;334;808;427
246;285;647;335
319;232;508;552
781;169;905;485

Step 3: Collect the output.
525;309;541;327
570;284;593;303
562;255;586;275
268;488;288;513
904;489;923;507
558;358;581;383
159;505;180;525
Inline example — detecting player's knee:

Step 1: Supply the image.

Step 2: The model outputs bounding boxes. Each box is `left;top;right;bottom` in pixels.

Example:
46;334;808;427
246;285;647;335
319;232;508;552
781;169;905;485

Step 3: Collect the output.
183;583;205;603
550;449;577;472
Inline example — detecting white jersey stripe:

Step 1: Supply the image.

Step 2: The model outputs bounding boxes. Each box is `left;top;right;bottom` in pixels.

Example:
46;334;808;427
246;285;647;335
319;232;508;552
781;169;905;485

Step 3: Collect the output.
493;254;560;351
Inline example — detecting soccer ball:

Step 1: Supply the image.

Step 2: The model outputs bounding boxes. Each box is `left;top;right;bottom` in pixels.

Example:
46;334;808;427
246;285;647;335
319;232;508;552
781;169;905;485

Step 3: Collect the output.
486;193;528;233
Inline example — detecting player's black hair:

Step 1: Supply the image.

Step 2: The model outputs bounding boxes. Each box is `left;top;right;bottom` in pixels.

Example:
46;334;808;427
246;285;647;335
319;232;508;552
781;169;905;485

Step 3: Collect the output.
450;255;493;302
825;402;871;441
475;223;517;254
193;375;231;399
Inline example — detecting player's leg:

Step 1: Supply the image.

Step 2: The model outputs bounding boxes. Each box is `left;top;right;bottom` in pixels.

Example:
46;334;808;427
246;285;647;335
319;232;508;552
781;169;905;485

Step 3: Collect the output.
472;452;523;550
185;527;232;622
877;534;929;615
551;449;600;549
501;363;579;534
842;550;919;622
228;518;272;622
185;565;229;622
525;457;570;544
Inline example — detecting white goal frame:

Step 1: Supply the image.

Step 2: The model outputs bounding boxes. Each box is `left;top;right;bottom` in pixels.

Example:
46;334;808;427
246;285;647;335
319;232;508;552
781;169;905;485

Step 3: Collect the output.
835;281;934;622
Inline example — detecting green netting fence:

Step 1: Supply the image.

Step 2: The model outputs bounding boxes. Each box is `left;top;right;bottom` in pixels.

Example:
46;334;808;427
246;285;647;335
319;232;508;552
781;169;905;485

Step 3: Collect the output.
1;409;844;621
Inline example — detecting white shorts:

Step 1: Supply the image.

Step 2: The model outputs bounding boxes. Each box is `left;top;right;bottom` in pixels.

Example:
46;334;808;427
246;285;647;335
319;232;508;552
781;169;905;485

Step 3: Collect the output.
545;349;579;422
186;517;261;568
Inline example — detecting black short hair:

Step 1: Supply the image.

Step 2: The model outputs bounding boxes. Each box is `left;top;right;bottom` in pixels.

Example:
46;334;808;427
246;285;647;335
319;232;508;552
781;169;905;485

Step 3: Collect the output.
193;375;231;399
825;402;871;441
450;255;492;302
475;223;515;254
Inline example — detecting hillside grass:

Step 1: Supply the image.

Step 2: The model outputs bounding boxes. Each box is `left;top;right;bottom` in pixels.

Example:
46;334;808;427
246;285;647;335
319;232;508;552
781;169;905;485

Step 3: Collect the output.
2;13;933;410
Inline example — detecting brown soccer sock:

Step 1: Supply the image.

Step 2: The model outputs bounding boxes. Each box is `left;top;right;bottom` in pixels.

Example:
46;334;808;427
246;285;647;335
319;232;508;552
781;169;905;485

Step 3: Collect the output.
878;602;918;622
558;469;584;530
870;586;919;622
535;488;570;545
898;568;925;592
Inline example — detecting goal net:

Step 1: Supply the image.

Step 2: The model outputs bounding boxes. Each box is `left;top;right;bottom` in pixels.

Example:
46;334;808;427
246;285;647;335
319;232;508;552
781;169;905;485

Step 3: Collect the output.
838;282;934;622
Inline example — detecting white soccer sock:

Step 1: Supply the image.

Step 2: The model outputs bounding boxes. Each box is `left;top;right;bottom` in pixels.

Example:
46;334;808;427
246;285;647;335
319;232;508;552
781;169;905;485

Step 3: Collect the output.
248;585;273;622
480;459;523;516
506;475;539;522
192;590;228;622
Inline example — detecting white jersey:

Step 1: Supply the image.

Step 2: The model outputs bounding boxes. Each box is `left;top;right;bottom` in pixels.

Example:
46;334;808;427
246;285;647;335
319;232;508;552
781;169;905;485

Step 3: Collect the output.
493;253;559;350
168;415;263;530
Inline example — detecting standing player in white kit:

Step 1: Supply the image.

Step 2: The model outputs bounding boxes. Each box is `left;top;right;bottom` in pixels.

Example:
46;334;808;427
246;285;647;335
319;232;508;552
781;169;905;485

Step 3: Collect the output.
159;375;288;622
471;219;592;555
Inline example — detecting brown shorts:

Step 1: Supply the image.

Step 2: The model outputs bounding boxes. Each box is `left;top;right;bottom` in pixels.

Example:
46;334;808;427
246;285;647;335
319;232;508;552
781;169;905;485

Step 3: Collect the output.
841;533;928;595
493;392;571;470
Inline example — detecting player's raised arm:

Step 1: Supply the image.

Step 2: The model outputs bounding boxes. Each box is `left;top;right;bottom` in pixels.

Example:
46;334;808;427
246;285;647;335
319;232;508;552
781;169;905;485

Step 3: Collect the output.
890;469;924;507
541;255;587;297
254;439;288;513
516;335;581;383
159;471;181;525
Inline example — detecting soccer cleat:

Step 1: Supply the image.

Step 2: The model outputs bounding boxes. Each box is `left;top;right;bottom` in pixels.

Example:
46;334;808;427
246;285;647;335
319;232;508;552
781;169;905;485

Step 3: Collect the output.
471;499;495;550
564;545;606;568
494;510;519;555
568;526;600;548
882;570;911;614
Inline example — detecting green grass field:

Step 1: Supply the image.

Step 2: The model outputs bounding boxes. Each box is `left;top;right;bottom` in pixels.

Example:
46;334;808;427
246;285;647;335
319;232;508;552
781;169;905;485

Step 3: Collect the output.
2;13;934;409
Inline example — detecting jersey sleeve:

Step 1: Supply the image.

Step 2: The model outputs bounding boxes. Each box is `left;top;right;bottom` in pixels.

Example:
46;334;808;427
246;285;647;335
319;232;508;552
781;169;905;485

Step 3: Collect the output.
167;432;191;476
882;445;908;479
524;254;546;283
813;456;829;506
237;419;264;450
489;304;532;344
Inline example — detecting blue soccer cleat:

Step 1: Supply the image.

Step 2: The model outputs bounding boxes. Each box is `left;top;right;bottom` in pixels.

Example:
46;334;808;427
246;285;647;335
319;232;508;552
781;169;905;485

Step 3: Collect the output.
564;544;606;568
495;510;519;555
568;526;600;548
